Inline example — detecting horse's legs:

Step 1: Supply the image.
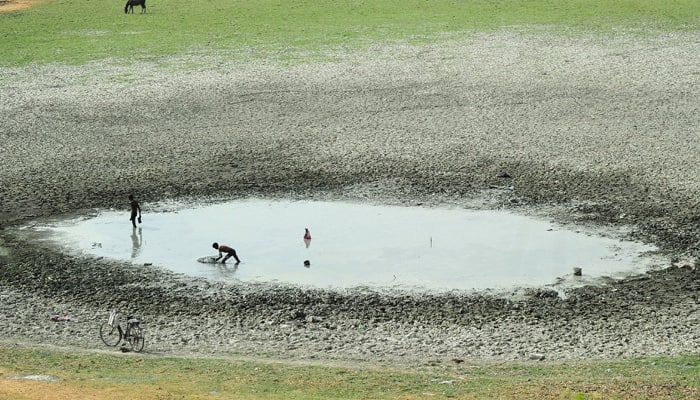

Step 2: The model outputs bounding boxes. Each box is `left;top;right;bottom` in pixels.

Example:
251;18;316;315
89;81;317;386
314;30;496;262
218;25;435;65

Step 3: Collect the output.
124;0;144;14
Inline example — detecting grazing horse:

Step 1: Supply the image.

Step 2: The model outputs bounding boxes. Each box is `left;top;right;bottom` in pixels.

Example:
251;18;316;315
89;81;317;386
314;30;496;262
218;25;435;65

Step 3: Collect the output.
125;0;146;14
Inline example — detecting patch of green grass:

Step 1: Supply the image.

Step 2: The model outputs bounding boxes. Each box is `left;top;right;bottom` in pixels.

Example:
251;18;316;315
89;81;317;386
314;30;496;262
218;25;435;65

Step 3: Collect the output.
1;0;699;66
0;346;698;399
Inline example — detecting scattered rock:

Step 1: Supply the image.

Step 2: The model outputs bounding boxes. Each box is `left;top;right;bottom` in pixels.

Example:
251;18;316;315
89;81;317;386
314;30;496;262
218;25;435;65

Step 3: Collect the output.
49;314;73;322
673;258;696;269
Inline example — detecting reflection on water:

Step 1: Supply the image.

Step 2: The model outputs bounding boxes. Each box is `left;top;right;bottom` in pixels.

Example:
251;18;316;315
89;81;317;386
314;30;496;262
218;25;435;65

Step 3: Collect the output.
212;262;239;276
35;199;666;292
130;227;142;258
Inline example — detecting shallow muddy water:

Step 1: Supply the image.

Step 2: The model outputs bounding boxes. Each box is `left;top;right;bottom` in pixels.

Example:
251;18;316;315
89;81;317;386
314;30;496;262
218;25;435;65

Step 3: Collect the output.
31;199;665;292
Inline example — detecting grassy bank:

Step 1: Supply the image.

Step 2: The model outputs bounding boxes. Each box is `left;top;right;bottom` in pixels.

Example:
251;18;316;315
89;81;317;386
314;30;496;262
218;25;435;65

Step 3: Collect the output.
1;0;699;66
0;346;698;399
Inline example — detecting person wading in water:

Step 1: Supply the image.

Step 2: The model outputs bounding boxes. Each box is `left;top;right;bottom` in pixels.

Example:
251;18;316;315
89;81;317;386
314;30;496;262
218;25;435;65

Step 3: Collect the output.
128;194;142;228
212;242;241;264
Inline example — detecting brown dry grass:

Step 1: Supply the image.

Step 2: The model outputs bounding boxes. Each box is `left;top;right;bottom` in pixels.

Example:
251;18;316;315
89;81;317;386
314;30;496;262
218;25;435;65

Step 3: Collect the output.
0;0;48;13
0;381;158;400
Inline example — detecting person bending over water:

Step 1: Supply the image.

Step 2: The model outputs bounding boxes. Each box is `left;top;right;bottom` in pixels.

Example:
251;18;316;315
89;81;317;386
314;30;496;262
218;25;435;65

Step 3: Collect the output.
212;242;241;264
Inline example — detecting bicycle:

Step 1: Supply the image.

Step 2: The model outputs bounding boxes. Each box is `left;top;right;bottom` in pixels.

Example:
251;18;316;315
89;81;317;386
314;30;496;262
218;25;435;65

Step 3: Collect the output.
99;310;145;352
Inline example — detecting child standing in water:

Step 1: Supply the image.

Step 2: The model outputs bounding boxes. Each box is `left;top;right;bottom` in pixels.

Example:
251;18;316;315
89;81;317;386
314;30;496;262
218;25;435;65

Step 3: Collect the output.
303;228;312;249
128;194;141;228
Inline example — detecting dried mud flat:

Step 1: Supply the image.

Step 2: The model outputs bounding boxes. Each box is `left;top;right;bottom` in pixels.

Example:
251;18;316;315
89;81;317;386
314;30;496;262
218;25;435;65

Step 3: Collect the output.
1;32;699;366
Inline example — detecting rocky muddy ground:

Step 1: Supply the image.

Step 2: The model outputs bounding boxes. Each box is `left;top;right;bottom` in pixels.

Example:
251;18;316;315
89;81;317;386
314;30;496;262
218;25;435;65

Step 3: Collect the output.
1;31;699;365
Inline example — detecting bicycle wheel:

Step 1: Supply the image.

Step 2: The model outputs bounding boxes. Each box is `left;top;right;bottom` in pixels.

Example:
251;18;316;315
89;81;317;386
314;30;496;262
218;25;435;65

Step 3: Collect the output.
126;324;145;353
99;322;122;346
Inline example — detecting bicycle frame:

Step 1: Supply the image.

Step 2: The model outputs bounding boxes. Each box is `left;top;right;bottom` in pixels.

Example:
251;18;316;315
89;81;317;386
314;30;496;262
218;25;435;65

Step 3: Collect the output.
100;310;144;352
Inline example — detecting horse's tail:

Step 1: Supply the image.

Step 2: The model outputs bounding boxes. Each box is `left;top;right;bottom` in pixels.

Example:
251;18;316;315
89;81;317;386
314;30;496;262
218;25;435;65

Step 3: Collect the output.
124;1;130;13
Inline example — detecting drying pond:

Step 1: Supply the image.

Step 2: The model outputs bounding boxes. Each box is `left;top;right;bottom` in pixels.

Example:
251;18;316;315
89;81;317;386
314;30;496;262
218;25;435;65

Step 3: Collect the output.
31;199;665;292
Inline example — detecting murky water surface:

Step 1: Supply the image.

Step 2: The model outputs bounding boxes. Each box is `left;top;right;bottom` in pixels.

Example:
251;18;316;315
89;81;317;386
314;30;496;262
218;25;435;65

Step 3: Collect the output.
34;199;664;292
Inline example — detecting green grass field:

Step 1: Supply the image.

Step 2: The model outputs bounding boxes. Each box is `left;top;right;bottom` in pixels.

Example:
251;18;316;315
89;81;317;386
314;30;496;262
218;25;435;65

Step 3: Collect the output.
1;0;699;66
0;346;698;399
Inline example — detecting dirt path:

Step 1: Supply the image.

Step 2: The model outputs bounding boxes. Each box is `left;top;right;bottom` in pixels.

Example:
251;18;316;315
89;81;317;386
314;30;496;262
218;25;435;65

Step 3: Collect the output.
0;0;46;13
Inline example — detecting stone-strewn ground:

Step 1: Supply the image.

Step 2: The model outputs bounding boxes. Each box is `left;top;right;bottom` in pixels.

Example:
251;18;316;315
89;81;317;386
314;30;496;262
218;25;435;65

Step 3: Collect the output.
1;32;699;365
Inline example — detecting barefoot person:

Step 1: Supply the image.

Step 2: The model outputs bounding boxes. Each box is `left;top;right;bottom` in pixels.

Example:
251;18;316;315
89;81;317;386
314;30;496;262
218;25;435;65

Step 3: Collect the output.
212;242;241;264
128;194;142;228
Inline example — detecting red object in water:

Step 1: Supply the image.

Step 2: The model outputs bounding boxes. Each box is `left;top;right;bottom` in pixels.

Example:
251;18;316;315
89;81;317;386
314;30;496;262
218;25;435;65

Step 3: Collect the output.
304;228;311;240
